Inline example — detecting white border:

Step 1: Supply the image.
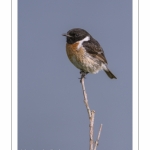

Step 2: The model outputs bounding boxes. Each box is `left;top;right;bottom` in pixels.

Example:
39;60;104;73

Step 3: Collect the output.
139;1;150;150
133;0;138;150
12;0;18;149
0;1;12;150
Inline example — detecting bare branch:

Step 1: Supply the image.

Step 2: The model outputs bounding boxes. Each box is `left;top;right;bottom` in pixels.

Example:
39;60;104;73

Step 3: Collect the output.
80;76;91;118
94;124;103;150
80;74;103;150
90;110;95;150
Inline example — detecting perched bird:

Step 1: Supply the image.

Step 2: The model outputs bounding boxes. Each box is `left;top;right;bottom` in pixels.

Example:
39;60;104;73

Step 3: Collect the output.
62;28;117;79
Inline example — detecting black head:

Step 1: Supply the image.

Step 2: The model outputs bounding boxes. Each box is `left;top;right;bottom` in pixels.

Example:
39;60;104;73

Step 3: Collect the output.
62;28;90;44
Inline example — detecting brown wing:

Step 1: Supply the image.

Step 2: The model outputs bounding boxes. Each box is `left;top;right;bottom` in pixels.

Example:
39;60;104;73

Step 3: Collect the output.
82;37;108;64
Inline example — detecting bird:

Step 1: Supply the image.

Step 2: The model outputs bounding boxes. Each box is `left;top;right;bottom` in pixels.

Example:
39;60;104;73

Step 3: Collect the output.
62;28;117;79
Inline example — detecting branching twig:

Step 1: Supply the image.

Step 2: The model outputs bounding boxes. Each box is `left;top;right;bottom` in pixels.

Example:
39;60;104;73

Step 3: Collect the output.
90;111;95;150
94;124;103;150
80;74;103;150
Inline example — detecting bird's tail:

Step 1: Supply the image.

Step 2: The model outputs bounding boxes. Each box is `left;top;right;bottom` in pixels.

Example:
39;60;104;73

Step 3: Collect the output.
104;69;117;79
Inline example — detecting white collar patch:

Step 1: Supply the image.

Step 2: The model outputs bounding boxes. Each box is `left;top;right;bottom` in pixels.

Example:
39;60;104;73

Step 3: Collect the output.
77;36;90;50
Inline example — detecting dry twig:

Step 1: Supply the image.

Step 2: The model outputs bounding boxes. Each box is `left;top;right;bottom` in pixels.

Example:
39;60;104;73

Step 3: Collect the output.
80;75;91;118
80;74;103;150
94;124;103;150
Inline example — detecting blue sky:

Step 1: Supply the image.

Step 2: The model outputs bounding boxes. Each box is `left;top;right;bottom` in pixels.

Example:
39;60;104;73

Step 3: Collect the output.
18;1;132;150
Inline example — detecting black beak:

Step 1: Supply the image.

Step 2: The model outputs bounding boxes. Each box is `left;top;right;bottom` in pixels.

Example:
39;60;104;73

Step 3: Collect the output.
62;33;71;37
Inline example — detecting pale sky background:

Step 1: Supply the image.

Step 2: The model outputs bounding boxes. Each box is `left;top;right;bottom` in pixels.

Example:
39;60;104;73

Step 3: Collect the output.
18;1;132;150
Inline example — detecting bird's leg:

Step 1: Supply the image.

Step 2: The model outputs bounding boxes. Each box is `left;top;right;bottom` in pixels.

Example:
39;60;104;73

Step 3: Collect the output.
79;71;88;83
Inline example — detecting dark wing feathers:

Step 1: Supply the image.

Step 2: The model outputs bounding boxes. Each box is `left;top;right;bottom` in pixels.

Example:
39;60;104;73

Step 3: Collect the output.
82;37;108;64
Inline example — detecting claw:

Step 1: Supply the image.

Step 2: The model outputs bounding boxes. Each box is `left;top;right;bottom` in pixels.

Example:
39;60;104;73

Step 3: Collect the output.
79;71;88;83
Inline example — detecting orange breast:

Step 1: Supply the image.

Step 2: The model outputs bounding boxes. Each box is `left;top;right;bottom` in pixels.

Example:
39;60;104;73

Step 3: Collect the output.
66;43;85;66
66;43;102;73
66;42;85;70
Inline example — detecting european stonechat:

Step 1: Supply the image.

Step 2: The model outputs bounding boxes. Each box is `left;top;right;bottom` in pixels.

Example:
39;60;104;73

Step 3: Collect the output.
62;28;117;79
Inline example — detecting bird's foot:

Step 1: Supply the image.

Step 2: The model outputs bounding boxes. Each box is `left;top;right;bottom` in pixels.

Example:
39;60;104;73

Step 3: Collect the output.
79;71;88;83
